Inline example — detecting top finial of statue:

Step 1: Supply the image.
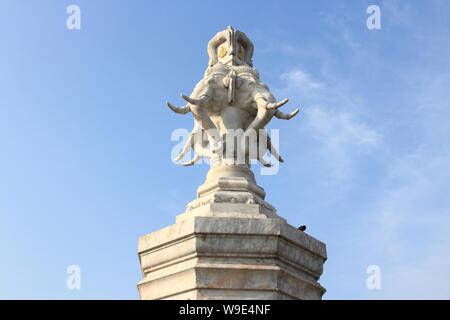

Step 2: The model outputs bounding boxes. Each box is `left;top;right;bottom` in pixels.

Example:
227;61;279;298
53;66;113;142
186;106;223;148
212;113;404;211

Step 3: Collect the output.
207;26;254;67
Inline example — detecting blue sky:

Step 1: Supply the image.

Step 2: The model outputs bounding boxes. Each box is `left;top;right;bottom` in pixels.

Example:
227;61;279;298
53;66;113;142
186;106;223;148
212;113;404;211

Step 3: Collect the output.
1;0;449;299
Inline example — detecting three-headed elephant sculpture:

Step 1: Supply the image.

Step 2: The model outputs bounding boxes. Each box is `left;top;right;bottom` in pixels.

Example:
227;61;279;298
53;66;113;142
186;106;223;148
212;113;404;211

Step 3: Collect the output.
166;26;299;167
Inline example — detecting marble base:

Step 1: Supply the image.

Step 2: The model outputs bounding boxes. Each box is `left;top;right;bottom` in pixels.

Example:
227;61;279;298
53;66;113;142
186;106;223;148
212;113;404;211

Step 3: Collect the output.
137;215;327;300
138;164;327;300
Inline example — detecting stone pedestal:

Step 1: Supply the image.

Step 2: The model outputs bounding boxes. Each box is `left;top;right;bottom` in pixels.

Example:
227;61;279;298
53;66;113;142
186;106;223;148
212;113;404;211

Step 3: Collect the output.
137;164;327;300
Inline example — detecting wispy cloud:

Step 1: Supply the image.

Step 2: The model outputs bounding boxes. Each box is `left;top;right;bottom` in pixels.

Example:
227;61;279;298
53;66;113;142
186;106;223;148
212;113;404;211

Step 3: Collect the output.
364;152;450;298
382;0;416;29
280;69;323;92
254;1;450;299
306;106;381;183
359;16;450;297
276;68;381;184
276;3;450;297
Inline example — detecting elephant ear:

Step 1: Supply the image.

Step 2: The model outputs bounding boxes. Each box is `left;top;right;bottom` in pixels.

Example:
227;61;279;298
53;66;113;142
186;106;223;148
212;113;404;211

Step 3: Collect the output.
236;77;243;89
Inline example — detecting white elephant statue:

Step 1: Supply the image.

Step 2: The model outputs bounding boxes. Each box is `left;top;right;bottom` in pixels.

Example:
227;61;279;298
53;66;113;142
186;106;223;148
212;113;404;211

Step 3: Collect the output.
167;26;299;167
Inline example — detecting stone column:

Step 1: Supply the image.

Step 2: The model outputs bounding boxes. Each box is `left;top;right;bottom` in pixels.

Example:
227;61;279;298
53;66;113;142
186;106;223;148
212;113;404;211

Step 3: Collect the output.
137;164;327;300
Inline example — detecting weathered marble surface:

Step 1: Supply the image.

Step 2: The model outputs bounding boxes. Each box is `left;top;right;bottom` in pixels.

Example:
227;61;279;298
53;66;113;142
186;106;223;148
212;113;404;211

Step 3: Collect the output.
138;216;326;300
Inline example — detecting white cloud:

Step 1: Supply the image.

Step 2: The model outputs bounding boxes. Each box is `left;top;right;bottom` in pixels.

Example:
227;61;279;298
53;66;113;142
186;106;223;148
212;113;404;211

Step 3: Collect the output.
306;106;381;183
280;69;323;92
276;68;367;114
365;153;450;298
382;0;416;29
274;6;450;298
384;241;450;299
307;106;381;149
341;29;360;51
278;62;450;299
276;68;381;184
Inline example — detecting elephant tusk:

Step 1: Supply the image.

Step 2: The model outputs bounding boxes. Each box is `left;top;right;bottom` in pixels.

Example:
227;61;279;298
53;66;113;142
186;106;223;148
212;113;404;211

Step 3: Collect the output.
266;98;289;110
173;132;195;162
181;94;210;106
179;154;202;166
166;101;191;115
275;108;300;120
174;153;183;162
263;131;284;163
258;156;274;167
268;142;284;163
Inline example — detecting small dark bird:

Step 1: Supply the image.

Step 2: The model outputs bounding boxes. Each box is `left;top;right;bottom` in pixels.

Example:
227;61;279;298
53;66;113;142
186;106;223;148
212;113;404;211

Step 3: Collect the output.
298;225;307;232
